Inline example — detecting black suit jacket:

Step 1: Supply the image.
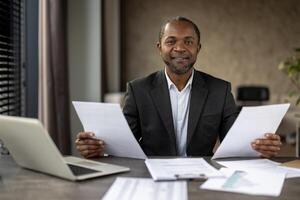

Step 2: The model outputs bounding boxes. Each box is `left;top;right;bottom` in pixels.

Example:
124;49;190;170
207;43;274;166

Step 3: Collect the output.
123;69;239;156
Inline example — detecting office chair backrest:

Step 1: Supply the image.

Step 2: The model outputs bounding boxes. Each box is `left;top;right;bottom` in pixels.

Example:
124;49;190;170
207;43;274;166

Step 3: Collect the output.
237;86;269;101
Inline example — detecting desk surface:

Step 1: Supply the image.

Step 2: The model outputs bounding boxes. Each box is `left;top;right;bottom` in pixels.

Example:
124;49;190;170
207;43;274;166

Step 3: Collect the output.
0;155;300;200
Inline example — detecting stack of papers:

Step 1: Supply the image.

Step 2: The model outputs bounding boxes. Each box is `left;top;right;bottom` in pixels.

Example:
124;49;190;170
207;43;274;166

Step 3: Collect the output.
217;159;300;179
145;158;222;181
200;159;300;196
201;168;285;197
102;177;187;200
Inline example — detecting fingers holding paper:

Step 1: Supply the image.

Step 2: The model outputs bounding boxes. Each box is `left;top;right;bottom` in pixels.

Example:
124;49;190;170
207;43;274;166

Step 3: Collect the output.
75;132;105;158
251;133;282;158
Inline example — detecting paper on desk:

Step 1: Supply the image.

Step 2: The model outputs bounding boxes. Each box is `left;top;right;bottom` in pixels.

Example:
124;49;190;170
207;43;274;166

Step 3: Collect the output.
213;104;290;159
102;177;187;200
200;168;285;197
145;158;222;181
217;159;300;179
73;101;147;159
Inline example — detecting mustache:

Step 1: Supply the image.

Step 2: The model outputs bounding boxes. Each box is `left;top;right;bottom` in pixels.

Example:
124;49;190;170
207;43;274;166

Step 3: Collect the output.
170;54;190;59
170;53;191;59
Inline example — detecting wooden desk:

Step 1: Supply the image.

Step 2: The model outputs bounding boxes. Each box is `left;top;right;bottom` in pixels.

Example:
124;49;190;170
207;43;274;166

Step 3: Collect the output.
0;155;300;200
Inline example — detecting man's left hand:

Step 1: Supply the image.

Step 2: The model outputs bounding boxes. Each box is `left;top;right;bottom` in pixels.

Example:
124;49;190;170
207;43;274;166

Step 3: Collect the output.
251;133;282;158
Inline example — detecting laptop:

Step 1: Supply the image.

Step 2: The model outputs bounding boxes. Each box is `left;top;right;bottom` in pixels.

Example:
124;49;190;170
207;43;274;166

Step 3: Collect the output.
0;115;130;181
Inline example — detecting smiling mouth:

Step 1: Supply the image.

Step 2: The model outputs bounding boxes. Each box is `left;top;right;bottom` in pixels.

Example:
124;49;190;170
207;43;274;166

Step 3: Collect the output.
171;56;189;60
171;57;190;62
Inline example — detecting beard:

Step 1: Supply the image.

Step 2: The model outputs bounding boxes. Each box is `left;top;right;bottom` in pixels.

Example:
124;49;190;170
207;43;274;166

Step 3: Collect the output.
162;57;196;75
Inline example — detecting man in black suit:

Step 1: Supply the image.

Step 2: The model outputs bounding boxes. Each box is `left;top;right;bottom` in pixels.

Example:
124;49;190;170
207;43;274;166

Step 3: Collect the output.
75;17;282;158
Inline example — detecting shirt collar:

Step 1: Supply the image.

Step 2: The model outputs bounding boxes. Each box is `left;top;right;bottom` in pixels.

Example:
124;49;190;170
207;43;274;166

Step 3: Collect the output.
164;68;194;91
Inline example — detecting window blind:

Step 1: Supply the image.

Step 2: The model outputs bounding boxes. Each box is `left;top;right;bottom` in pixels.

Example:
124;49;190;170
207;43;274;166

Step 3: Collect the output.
0;0;23;116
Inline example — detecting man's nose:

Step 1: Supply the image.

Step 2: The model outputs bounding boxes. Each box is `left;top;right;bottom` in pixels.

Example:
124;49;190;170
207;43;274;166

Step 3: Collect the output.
173;41;186;52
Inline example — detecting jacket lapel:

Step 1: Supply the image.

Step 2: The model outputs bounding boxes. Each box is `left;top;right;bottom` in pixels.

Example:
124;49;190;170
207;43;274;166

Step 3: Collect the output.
150;71;177;154
187;71;208;146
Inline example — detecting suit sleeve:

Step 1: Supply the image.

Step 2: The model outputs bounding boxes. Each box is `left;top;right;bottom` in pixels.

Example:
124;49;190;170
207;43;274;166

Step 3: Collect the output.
219;83;239;141
122;82;142;142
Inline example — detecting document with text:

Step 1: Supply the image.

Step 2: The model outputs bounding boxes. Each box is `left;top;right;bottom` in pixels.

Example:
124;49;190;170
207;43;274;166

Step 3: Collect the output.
102;177;187;200
73;101;147;159
200;167;285;197
217;159;300;179
145;158;222;181
213;104;290;159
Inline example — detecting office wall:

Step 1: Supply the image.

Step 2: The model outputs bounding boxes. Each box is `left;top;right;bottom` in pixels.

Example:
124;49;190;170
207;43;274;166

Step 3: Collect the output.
68;0;102;155
103;0;121;93
122;0;300;101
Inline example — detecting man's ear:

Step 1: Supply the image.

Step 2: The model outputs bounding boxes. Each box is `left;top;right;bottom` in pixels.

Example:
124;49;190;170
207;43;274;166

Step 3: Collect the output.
157;42;162;54
197;43;201;53
157;42;161;50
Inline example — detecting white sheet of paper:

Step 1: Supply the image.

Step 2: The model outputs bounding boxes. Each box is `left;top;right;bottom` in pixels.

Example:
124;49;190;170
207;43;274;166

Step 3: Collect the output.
145;158;222;181
102;177;187;200
217;159;300;179
212;104;290;159
72;101;147;159
200;168;285;197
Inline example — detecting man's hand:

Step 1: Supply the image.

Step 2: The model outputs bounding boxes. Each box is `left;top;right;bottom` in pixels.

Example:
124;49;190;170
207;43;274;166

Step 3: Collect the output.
251;133;282;158
75;132;105;158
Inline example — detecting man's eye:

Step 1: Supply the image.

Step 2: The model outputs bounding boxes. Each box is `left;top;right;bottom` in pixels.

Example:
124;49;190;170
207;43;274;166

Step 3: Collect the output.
165;40;175;45
185;40;193;45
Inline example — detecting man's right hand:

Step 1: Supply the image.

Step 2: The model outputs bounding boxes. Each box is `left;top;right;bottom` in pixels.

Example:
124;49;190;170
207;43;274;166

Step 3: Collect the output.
75;132;105;158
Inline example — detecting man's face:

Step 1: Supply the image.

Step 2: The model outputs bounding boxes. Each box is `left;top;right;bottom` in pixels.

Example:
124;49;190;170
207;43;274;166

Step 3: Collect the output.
157;21;201;75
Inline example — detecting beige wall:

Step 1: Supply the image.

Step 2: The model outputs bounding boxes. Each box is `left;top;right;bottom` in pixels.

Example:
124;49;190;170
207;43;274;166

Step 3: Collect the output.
68;0;102;155
123;0;300;101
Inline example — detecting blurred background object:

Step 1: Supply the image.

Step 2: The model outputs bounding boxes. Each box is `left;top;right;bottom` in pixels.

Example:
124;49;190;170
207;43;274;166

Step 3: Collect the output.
236;86;270;110
278;48;300;105
0;139;9;156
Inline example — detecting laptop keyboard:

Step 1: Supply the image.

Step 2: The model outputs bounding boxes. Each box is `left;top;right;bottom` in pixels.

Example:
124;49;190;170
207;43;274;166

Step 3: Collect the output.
67;164;101;176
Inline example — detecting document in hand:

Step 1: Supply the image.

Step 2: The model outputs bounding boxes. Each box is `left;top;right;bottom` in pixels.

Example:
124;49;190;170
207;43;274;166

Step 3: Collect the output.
212;104;290;159
73;101;147;159
145;158;222;181
200;168;285;197
102;177;187;200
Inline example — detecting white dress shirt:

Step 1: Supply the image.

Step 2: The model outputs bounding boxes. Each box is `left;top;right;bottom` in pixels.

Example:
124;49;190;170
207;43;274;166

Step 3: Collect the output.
165;69;194;156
